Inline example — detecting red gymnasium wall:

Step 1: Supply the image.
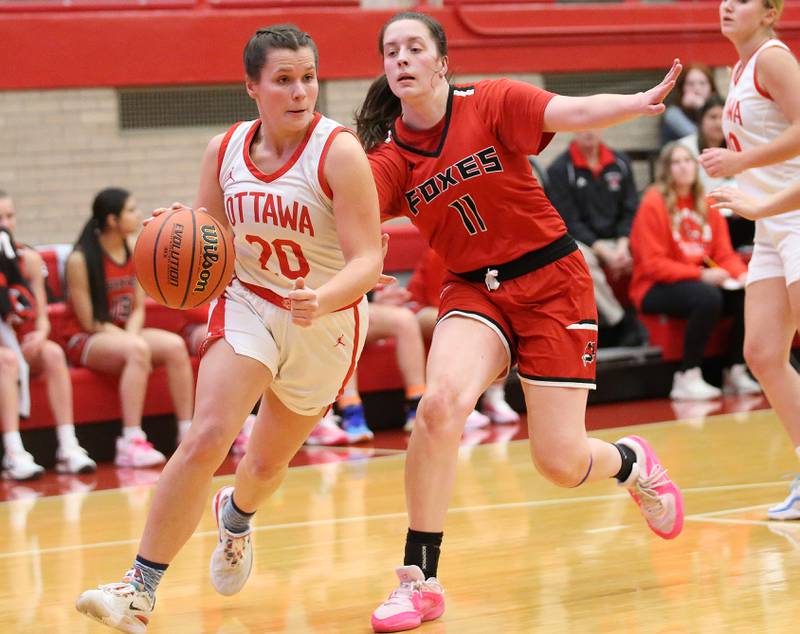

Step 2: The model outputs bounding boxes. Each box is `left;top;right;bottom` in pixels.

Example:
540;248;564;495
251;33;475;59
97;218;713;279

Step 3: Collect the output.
2;1;800;91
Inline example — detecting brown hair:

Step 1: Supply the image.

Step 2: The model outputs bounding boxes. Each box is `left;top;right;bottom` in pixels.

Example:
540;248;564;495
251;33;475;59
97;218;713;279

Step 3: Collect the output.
243;24;319;81
672;62;718;118
354;12;448;152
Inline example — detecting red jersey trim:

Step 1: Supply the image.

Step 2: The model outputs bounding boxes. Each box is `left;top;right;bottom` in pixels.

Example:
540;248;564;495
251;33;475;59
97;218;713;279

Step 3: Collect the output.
199;295;227;359
317;127;355;199
335;305;361;402
243;112;322;184
732;60;744;86
753;64;773;100
217;121;242;180
391;87;457;158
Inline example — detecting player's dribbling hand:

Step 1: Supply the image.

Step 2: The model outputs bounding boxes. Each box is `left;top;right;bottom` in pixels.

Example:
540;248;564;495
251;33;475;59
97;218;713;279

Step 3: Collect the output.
638;58;683;115
143;202;206;226
288;277;319;327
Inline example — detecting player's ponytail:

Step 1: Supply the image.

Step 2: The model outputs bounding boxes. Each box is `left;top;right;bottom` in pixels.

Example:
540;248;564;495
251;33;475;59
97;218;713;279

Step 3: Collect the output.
74;187;130;323
355;75;401;153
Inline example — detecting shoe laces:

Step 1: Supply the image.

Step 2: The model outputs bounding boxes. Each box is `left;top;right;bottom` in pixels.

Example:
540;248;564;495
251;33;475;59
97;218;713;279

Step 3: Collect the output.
384;580;421;609
103;570;142;597
633;464;672;518
221;530;250;567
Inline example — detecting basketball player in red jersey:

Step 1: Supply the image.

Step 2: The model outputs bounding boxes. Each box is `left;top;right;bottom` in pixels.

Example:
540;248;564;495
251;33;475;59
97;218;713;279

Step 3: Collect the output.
61;188;195;470
356;13;685;632
76;25;383;633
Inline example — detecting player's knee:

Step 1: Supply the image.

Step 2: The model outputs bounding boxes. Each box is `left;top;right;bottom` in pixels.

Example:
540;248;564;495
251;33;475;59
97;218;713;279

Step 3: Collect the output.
41;341;66;369
743;337;779;379
394;308;421;337
417;385;472;435
178;424;229;468
532;447;591;488
164;333;191;364
241;456;286;486
126;337;152;368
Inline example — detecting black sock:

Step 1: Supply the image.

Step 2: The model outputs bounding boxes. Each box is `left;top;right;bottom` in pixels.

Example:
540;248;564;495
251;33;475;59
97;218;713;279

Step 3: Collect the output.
613;442;637;483
404;528;443;580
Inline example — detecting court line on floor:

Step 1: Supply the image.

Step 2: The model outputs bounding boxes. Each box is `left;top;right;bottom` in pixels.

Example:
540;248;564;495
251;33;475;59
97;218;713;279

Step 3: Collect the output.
0;478;791;560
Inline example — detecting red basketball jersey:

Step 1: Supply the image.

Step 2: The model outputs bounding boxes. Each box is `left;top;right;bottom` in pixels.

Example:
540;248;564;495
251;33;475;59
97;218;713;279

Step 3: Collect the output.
369;79;565;273
62;251;137;339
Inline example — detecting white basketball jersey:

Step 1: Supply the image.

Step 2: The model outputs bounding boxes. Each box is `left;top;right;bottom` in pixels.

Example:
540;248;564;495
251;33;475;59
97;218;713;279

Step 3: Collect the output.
723;39;800;241
217;113;348;298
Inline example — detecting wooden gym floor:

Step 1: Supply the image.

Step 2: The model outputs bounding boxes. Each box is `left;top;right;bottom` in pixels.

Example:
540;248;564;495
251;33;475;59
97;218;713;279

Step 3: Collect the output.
2;396;799;633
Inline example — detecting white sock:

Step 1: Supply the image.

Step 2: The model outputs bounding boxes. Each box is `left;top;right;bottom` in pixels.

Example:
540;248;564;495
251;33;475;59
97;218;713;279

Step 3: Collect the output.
2;431;24;454
177;420;192;437
56;424;79;449
484;383;505;402
122;426;146;441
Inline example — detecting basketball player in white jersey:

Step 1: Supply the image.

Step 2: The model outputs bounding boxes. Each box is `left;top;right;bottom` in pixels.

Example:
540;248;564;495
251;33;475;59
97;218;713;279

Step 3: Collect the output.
75;25;383;632
699;0;800;521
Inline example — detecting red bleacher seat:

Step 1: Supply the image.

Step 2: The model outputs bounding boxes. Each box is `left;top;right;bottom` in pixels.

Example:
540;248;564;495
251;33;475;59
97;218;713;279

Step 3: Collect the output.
382;222;427;273
638;313;732;363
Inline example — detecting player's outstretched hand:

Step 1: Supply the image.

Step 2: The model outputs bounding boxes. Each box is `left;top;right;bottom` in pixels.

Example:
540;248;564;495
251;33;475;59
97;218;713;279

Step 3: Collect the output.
638;59;683;116
288;277;319;327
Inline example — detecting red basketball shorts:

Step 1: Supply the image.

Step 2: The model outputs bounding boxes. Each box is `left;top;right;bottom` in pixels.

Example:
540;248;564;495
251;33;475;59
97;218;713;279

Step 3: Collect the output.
437;250;598;389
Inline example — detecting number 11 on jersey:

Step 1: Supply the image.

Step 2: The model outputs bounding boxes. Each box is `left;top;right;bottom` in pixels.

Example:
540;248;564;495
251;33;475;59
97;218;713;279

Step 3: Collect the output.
448;194;486;236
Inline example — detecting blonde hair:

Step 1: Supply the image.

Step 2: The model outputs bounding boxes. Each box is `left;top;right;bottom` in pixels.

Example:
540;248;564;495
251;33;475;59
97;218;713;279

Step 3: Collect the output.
655;142;707;220
763;0;783;37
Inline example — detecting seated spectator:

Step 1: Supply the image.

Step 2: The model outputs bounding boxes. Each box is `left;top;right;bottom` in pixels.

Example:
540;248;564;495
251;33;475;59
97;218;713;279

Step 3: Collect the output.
678;95;754;250
62;188;195;467
661;62;718;146
546;129;643;347
0;192;95;477
629;143;762;400
406;247;520;424
0;346;44;480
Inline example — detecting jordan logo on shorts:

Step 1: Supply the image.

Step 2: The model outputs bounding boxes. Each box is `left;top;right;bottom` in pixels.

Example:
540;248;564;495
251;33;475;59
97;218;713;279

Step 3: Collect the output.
581;340;596;366
334;334;346;348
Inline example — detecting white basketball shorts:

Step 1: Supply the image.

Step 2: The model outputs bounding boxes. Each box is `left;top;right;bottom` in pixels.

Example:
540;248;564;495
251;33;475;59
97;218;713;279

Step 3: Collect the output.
205;278;368;415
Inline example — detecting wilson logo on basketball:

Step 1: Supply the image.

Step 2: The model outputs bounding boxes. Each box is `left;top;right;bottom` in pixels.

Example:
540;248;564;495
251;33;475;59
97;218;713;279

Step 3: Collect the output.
166;222;184;287
193;224;220;292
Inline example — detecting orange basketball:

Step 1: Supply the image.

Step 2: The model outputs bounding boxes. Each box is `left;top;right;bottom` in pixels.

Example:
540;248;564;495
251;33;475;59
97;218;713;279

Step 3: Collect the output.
134;208;234;309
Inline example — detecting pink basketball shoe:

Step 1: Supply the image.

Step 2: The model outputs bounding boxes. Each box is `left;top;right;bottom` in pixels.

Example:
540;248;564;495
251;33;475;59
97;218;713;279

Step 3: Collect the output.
617;435;684;539
371;565;445;633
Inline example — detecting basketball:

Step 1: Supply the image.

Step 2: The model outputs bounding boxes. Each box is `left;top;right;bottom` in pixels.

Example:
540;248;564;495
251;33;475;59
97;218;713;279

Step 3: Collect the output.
134;208;234;309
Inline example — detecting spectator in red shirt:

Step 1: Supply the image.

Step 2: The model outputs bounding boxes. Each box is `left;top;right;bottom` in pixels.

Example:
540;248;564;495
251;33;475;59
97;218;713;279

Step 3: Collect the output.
629;143;761;400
